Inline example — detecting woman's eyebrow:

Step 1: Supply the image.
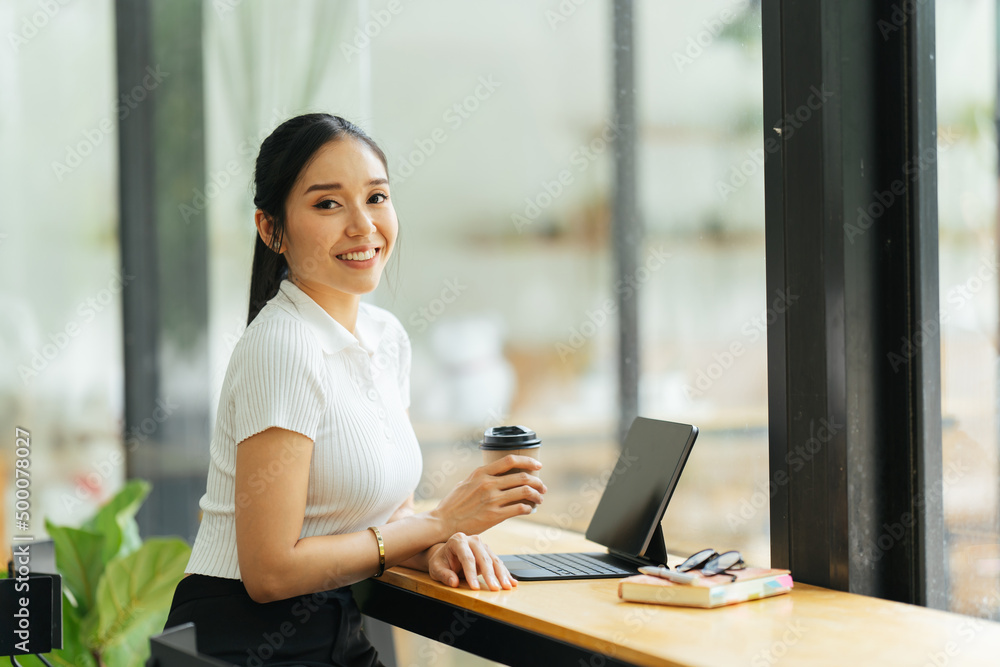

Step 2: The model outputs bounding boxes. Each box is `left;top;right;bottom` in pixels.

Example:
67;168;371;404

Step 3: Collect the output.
303;178;389;194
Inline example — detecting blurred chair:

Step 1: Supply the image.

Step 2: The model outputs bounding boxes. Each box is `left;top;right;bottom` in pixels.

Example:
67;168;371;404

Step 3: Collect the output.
147;624;233;667
149;620;396;667
362;615;398;667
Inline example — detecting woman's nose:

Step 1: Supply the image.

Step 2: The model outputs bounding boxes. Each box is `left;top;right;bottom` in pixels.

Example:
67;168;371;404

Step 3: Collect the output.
346;207;376;236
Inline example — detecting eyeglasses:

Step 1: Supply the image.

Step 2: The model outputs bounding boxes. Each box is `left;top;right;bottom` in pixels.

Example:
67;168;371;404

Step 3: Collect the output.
674;549;746;582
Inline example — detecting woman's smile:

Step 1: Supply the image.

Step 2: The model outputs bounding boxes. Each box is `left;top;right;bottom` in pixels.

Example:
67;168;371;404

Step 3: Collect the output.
334;245;381;268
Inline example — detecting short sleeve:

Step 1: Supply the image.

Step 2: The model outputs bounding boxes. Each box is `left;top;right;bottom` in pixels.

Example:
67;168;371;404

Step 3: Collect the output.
228;319;328;444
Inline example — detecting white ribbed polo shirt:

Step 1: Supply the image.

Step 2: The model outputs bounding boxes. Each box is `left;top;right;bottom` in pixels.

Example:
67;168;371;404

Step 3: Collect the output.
186;279;423;580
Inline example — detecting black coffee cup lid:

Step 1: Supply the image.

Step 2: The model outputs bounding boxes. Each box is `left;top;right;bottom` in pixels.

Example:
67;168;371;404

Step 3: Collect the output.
480;425;541;450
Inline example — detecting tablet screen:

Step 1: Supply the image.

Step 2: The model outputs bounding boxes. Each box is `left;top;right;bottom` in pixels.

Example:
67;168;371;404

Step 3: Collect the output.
585;417;698;558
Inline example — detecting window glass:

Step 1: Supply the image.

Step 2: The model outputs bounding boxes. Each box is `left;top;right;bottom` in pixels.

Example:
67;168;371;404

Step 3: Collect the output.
1;0;121;539
635;0;768;567
936;0;1000;620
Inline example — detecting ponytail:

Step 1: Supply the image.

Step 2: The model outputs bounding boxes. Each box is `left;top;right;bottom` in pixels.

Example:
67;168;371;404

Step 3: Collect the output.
247;234;288;325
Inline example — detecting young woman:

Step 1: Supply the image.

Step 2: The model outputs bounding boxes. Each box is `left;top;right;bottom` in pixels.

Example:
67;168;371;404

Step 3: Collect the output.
162;113;546;666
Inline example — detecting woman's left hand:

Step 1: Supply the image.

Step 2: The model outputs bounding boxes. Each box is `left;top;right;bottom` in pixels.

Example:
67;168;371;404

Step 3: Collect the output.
427;532;516;591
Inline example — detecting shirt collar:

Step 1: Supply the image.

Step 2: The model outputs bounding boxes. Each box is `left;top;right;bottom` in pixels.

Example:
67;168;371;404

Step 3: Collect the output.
277;279;386;357
354;305;387;357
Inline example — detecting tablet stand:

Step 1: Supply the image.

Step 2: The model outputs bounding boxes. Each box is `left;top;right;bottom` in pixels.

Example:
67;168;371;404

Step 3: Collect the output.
641;523;668;566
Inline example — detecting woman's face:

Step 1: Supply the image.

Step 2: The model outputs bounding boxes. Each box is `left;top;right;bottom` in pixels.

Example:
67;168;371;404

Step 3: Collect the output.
278;137;397;300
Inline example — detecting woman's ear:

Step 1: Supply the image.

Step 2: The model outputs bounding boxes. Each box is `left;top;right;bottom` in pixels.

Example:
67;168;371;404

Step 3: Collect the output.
254;210;282;253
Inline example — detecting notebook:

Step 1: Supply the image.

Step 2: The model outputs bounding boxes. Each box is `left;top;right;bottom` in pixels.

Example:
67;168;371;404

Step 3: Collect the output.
618;568;793;608
499;417;698;581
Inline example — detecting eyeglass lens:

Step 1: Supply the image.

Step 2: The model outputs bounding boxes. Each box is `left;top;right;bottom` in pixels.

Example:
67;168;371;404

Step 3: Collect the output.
675;549;717;572
702;551;744;575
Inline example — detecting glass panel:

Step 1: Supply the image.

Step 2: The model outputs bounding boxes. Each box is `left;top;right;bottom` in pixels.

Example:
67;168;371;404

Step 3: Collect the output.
637;0;768;567
936;0;1000;620
1;0;121;540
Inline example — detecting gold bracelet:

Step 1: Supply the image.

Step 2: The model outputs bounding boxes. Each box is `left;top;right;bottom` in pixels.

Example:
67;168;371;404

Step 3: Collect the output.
368;526;385;577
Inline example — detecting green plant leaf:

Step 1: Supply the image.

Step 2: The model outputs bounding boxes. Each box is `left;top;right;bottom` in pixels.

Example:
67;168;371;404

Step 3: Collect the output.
45;520;105;617
82;479;151;564
85;537;191;667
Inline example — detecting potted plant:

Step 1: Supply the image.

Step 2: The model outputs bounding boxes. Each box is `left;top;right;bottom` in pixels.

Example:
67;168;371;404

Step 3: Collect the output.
3;480;190;667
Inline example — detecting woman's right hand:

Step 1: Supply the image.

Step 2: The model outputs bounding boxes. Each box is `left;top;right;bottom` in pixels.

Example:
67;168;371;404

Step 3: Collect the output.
430;455;547;537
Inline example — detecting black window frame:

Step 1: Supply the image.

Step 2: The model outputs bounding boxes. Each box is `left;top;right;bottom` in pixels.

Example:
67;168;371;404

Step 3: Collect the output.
762;0;946;607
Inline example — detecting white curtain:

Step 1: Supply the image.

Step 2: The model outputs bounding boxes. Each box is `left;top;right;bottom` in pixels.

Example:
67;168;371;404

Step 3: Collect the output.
206;0;360;147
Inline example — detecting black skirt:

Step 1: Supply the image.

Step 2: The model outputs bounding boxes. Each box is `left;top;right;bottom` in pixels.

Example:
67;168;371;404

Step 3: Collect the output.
160;574;384;667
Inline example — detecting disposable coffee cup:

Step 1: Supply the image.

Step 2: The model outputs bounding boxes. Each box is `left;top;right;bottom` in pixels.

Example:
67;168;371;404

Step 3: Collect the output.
480;425;541;510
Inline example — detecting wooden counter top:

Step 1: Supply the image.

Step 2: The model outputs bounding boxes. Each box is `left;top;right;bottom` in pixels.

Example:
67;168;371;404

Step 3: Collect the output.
372;518;1000;667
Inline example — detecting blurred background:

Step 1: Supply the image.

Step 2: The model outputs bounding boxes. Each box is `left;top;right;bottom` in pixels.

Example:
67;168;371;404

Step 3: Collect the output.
0;0;996;664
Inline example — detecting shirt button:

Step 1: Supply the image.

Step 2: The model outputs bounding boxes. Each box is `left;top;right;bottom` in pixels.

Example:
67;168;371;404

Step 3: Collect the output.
367;389;378;401
377;408;386;419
